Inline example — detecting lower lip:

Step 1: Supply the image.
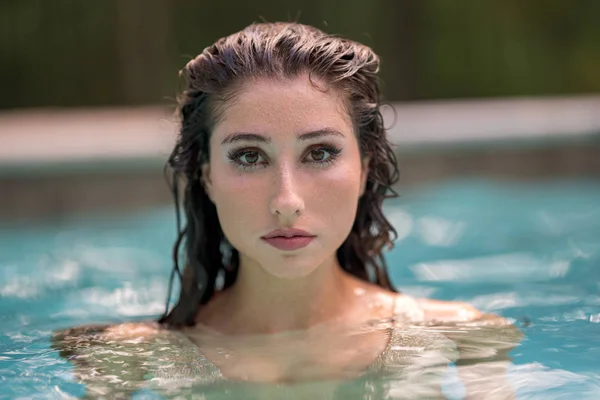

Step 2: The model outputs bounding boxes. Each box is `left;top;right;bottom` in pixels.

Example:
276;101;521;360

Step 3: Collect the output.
261;236;314;251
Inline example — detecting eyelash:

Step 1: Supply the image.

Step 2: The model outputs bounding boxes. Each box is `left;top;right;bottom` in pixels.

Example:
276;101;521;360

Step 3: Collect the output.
226;145;342;171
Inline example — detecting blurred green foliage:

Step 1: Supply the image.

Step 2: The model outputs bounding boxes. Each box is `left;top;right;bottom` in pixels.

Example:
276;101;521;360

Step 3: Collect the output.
1;0;599;109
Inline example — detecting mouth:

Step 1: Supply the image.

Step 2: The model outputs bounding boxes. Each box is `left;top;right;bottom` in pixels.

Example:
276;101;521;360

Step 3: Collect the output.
261;229;316;251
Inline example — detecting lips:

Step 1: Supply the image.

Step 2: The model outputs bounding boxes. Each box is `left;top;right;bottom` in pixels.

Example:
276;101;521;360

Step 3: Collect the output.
261;229;315;251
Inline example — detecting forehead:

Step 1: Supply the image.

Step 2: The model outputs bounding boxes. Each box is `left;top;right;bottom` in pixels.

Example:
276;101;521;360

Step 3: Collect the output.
212;76;353;137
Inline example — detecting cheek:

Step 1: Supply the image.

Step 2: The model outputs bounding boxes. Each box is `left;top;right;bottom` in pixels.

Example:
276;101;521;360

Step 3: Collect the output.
209;168;267;235
310;163;363;226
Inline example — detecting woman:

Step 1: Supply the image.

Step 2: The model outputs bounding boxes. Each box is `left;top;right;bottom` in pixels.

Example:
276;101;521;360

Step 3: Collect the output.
55;22;521;399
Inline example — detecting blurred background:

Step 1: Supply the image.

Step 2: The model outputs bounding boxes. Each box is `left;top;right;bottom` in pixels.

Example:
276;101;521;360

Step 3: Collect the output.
1;0;600;108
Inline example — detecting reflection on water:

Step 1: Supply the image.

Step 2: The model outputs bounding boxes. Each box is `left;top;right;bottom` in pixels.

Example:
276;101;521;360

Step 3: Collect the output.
1;180;600;398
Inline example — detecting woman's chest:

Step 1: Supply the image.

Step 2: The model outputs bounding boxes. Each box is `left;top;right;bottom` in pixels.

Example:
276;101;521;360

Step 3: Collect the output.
190;327;392;383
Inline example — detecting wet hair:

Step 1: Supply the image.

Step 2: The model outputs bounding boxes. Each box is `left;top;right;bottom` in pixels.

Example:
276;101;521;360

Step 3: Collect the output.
159;22;399;327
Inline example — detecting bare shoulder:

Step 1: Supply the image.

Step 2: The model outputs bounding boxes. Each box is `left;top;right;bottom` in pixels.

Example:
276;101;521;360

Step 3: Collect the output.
52;322;167;397
414;297;512;326
53;321;163;345
412;297;524;353
102;321;163;340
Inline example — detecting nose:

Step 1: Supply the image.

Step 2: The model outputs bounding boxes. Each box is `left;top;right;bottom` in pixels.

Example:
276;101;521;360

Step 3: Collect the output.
269;164;305;222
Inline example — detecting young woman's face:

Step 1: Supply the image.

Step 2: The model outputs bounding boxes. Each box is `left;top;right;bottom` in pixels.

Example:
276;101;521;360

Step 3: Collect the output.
204;76;368;279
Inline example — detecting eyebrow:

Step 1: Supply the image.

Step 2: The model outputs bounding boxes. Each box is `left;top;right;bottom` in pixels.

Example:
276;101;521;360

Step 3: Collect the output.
220;128;345;145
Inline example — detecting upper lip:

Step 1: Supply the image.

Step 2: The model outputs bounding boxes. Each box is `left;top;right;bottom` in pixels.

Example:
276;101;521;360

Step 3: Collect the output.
262;228;315;238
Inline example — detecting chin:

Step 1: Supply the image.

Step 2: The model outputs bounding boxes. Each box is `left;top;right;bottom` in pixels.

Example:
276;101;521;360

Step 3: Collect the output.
260;255;322;279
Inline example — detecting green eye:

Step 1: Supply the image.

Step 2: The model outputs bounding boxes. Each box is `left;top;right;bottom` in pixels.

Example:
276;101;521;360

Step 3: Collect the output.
240;151;260;164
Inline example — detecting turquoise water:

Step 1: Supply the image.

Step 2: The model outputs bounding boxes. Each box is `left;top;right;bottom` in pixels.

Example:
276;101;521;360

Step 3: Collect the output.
1;179;599;399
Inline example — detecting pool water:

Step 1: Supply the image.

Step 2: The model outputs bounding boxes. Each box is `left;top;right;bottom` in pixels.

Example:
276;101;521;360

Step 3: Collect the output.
1;179;599;399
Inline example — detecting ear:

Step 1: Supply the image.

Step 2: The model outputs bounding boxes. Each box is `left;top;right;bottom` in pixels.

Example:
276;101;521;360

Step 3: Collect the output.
359;156;371;197
201;163;214;202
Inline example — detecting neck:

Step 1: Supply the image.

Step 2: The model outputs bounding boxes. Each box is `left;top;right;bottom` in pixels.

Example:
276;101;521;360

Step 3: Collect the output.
215;254;357;334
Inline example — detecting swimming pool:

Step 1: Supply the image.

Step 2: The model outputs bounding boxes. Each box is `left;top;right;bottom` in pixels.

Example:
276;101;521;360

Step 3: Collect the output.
1;179;599;399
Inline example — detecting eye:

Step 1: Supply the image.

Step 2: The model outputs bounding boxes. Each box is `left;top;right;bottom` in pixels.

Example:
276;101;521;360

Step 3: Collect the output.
239;151;261;164
304;145;341;165
227;148;268;170
308;149;328;162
